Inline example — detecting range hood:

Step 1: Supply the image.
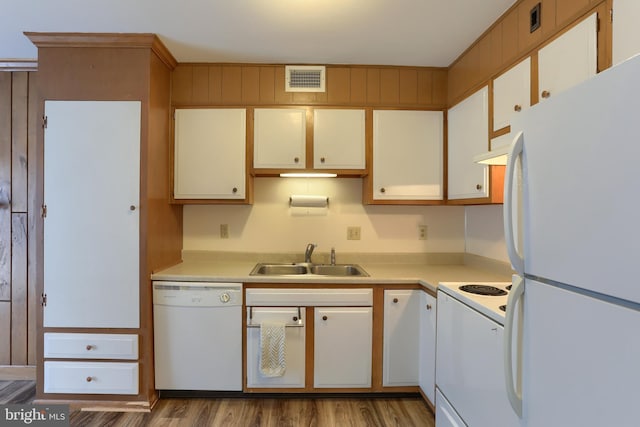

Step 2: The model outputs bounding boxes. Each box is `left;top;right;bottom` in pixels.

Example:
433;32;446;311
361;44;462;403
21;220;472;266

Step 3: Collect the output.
473;133;512;165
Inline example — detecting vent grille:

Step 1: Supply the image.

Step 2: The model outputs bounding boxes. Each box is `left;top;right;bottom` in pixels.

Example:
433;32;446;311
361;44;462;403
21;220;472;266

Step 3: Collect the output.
285;66;325;92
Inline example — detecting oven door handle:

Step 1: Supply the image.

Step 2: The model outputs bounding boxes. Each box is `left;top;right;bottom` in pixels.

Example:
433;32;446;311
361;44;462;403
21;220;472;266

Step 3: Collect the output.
504;274;524;418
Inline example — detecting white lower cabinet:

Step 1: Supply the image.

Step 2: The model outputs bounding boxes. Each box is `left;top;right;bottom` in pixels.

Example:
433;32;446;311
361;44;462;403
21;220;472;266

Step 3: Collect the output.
436;388;467;427
314;307;372;388
44;361;139;395
43;332;139;395
419;292;437;403
246;307;306;389
383;290;420;386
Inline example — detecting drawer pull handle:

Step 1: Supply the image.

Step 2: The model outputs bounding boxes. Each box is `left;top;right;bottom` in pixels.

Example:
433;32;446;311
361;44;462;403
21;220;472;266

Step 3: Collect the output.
294;157;300;163
320;157;326;163
476;184;483;190
380;187;386;193
86;376;93;382
393;298;399;303
541;90;551;99
322;315;328;321
232;187;238;194
514;104;522;112
426;304;432;310
86;345;94;351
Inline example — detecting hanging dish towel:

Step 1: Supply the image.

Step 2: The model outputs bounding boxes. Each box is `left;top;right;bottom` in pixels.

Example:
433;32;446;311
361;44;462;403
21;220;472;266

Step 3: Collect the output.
260;320;286;377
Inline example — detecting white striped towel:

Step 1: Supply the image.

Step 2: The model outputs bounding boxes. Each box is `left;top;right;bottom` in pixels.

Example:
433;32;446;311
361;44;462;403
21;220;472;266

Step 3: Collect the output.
259;320;286;377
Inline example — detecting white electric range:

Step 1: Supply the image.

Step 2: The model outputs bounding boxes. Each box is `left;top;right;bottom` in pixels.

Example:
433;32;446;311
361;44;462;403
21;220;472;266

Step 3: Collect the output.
437;281;511;325
435;281;519;427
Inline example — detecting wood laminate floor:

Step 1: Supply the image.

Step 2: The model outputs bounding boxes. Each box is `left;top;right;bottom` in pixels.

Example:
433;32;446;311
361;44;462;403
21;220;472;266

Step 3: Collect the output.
1;381;435;426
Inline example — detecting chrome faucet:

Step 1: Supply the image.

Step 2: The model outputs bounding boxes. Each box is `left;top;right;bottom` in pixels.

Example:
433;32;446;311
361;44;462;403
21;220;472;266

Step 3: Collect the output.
305;243;317;263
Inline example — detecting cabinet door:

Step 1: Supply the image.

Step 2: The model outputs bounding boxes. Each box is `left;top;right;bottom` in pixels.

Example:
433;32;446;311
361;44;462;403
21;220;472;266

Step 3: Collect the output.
419;292;437;404
493;57;531;132
313;109;365;169
538;13;597;103
43;101;140;328
372;110;443;200
613;0;640;65
314;307;372;388
447;86;489;200
254;108;306;169
174;108;246;199
383;290;420;386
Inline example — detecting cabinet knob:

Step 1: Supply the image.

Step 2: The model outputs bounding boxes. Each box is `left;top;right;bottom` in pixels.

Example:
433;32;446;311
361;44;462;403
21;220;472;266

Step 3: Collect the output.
86;376;93;383
514;104;522;112
292;316;298;322
294;157;300;163
129;205;136;211
232;187;238;194
393;298;399;303
476;184;483;190
541;90;551;99
426;304;432;310
86;345;94;351
322;315;328;321
320;157;326;163
380;187;386;193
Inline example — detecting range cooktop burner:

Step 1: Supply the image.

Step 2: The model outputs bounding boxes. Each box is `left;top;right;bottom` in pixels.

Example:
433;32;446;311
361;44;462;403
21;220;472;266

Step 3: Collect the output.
459;284;508;296
499;305;507;312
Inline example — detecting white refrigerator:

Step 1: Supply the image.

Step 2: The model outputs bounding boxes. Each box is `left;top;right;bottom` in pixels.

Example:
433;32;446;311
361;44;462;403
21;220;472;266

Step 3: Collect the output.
503;54;640;426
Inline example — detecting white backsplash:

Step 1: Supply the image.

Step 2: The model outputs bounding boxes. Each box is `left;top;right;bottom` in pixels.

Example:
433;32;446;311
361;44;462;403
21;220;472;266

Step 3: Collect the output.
464;204;508;263
183;178;466;254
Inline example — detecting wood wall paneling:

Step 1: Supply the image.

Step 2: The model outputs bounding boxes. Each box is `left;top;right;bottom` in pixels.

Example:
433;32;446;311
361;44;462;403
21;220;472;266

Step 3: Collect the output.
208;65;223;104
259;66;276;104
366;69;381;104
327;67;350;104
542;0;558;38
171;65;192;105
350;68;367;104
27;73;38;366
399;69;418;105
417;70;433;105
518;0;544;52
274;67;293;104
556;0;591;28
221;66;242;104
11;213;27;365
502;9;520;66
242;66;260;104
11;73;28;213
192;65;210;104
379;69;399;105
0;73;11;303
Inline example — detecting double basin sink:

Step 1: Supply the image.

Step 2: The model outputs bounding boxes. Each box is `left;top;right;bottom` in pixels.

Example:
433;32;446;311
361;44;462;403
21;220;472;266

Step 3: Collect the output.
250;262;369;277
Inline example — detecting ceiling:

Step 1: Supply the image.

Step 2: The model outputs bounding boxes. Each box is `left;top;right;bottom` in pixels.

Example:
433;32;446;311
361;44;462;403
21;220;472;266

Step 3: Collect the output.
1;0;516;67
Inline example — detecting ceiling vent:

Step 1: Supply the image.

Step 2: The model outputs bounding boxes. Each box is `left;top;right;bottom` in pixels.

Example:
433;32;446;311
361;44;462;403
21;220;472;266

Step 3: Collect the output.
285;66;326;92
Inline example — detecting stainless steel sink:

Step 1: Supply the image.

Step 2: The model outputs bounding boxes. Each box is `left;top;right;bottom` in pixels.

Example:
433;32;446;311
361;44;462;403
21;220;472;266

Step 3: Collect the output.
251;264;309;275
309;264;368;276
250;263;368;277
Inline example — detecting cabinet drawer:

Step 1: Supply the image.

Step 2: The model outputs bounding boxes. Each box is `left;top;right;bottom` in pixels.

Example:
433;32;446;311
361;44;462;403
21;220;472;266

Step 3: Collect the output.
44;333;138;359
44;361;139;395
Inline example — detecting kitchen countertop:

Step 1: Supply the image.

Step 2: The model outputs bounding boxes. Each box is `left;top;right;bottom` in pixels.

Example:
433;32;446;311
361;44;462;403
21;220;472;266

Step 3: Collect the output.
151;251;514;294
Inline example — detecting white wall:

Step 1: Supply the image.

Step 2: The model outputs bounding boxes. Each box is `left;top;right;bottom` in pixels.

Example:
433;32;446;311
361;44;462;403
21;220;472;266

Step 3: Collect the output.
183;178;466;253
464;205;508;263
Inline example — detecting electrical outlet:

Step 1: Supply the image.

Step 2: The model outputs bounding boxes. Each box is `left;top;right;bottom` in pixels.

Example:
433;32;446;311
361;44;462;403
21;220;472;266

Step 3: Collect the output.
418;225;427;240
220;224;229;239
347;226;361;240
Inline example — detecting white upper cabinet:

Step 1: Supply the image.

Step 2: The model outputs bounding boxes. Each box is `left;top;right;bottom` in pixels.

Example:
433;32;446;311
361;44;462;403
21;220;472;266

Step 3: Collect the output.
372;110;443;201
313;109;365;170
43;101;140;328
174;108;246;200
493;57;531;132
538;13;597;103
447;86;489;200
254;108;307;169
613;0;640;65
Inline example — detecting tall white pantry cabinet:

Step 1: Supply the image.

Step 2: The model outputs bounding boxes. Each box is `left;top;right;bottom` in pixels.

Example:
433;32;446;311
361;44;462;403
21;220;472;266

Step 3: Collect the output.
28;32;182;409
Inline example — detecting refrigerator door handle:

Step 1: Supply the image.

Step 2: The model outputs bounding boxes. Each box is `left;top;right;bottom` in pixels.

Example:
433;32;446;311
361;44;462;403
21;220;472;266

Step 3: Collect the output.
504;274;524;418
504;131;525;275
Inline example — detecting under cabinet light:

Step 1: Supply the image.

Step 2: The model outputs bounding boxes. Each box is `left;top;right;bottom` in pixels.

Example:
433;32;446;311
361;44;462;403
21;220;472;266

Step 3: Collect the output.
279;173;337;178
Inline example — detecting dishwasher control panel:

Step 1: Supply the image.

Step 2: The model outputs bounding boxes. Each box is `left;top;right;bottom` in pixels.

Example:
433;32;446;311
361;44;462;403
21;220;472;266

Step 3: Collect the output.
153;282;242;307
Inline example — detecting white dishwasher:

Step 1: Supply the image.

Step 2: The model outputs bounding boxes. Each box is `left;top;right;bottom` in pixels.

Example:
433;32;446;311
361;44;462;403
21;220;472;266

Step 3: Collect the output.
153;281;242;391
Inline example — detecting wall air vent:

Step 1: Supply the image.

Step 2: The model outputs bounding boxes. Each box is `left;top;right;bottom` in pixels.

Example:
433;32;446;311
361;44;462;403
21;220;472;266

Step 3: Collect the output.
285;66;326;92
